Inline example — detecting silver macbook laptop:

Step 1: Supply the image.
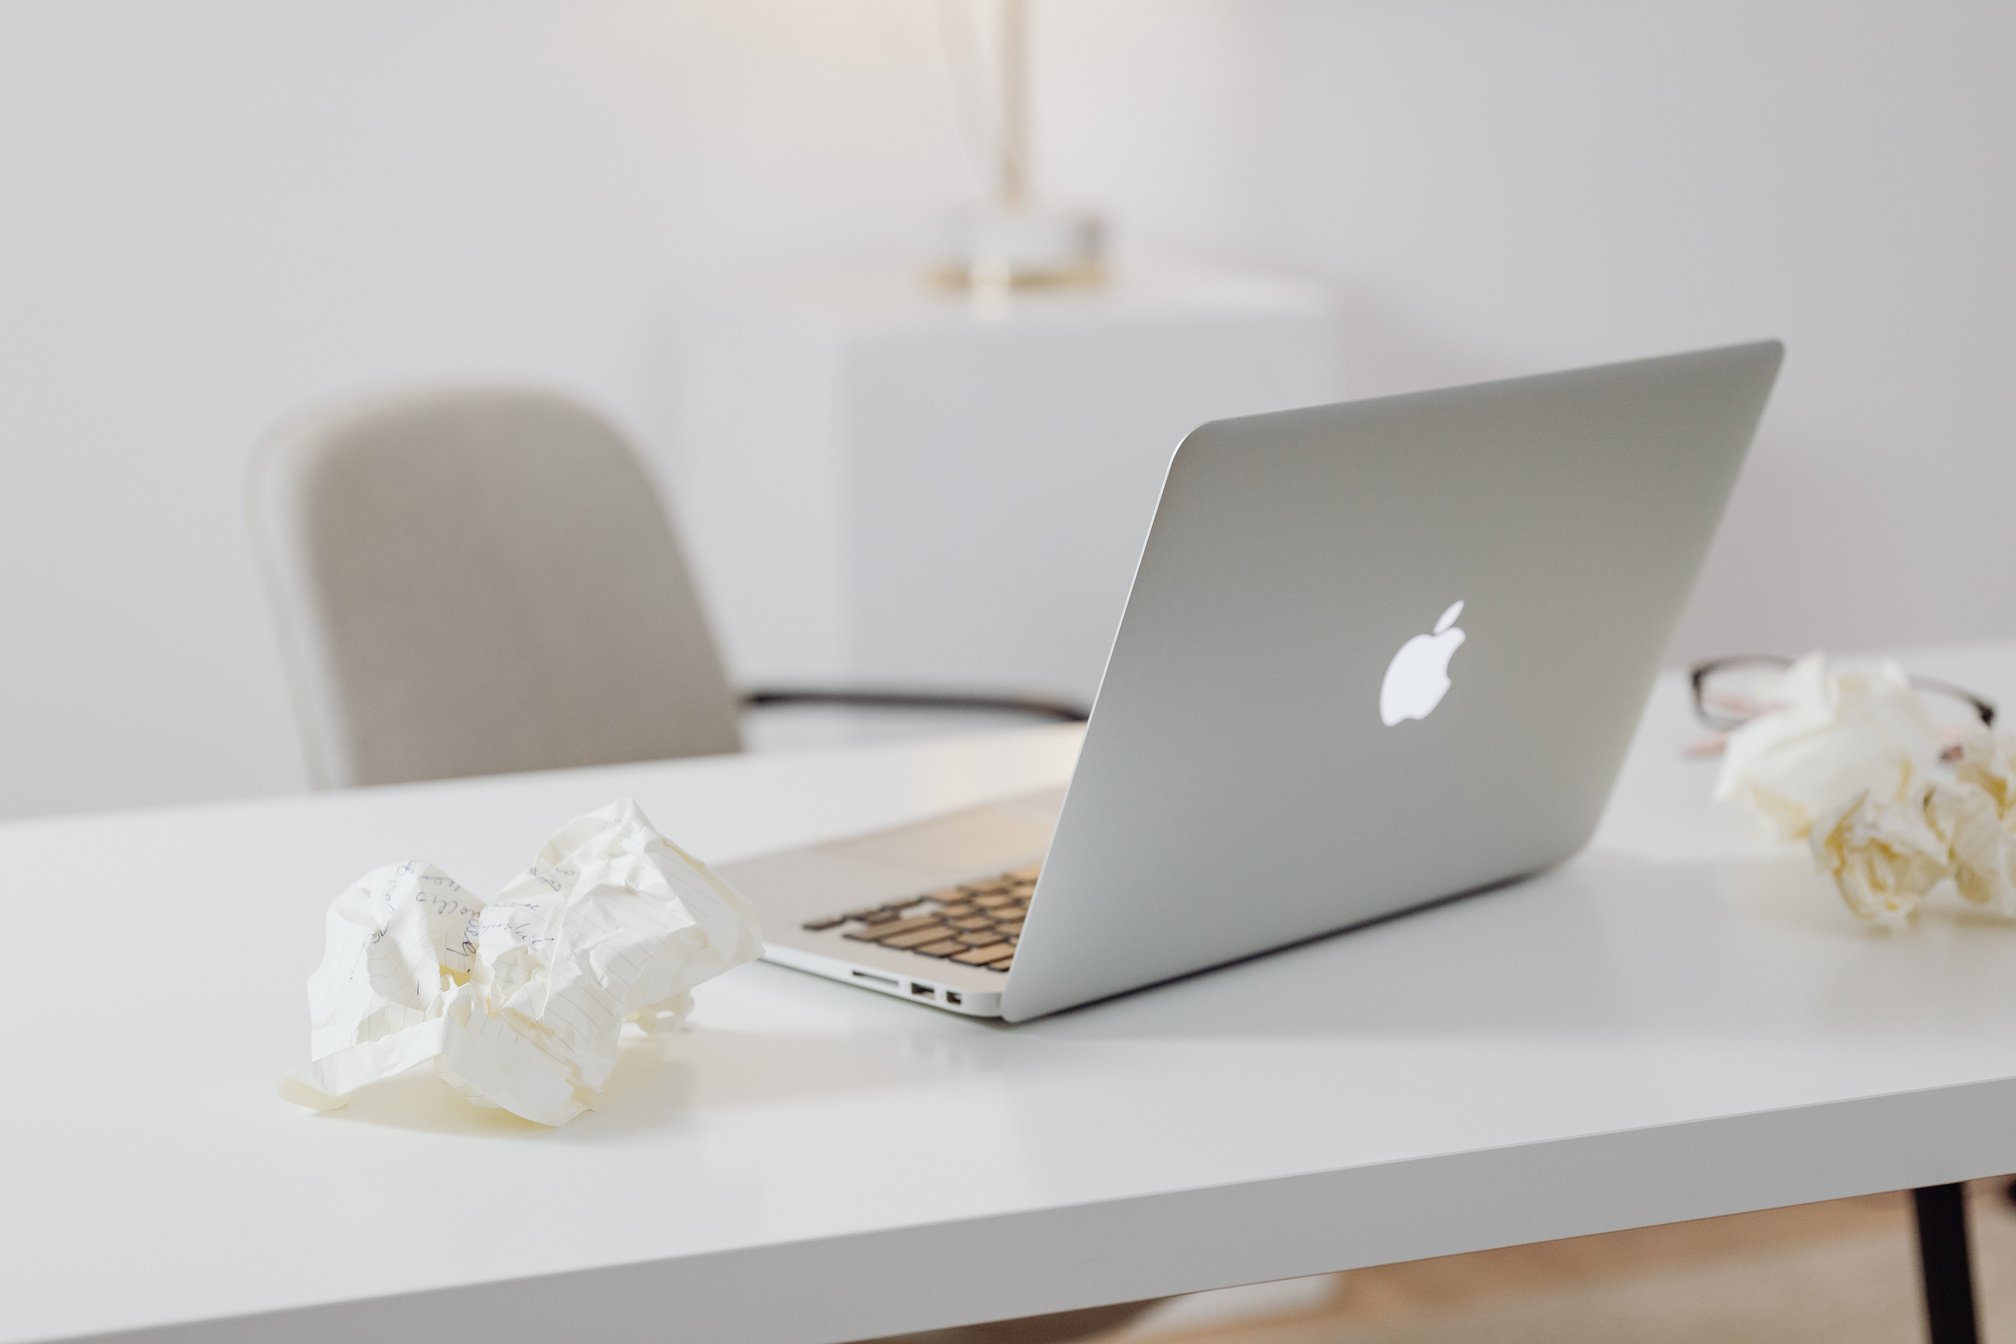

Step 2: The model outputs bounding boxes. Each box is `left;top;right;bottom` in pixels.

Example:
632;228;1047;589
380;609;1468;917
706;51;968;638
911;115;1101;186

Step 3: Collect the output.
719;341;1784;1022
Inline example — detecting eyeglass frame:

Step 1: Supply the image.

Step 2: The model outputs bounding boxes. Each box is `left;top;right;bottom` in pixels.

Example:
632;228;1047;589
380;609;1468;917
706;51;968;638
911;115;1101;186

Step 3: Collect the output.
1688;654;1996;734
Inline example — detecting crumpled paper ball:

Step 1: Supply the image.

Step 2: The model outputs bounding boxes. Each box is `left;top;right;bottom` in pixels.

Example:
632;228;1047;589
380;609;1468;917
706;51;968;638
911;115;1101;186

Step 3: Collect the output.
1716;652;2016;927
1713;653;1947;841
279;798;763;1125
1934;740;2016;916
1808;783;1952;926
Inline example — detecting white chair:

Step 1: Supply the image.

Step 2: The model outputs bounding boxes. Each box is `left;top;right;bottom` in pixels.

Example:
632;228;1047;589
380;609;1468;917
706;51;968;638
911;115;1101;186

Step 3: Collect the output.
249;385;746;787
248;384;1083;789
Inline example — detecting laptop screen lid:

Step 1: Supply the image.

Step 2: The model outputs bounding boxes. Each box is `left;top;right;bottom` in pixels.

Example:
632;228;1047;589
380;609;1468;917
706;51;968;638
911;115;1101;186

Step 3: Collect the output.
1001;341;1783;1022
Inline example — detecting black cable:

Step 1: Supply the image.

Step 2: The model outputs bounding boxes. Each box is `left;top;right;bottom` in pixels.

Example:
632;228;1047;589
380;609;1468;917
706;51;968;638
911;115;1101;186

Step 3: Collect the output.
739;686;1089;723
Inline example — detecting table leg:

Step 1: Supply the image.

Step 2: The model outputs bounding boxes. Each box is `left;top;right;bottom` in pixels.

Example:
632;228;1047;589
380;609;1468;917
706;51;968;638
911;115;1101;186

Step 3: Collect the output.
1913;1184;1981;1344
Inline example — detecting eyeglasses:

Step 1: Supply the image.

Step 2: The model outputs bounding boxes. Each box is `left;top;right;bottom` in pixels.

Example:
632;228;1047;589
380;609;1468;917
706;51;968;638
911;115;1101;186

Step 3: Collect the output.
1688;654;1996;746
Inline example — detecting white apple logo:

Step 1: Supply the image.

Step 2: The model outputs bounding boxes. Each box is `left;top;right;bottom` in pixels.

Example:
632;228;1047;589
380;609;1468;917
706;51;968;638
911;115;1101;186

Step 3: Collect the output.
1379;600;1467;726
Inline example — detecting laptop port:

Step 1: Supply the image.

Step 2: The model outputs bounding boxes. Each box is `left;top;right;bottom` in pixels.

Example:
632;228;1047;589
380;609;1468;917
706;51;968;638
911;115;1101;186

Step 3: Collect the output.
850;970;898;989
945;991;963;1005
910;982;933;997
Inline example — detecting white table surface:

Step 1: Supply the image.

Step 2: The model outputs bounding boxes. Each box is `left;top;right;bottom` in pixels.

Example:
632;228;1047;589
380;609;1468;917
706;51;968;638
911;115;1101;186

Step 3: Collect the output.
10;644;2016;1344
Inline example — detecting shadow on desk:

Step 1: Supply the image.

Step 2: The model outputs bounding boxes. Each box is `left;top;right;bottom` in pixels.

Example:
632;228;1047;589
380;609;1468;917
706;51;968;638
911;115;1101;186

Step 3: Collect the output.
1009;851;2016;1045
309;1021;994;1140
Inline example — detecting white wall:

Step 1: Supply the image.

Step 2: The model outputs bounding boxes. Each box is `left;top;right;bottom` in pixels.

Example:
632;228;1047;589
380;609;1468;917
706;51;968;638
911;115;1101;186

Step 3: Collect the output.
0;1;969;818
1039;0;2016;660
2;0;2011;819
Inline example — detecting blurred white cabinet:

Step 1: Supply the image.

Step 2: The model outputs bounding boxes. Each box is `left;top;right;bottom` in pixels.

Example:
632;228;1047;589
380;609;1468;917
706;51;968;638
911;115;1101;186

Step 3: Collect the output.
666;259;1338;704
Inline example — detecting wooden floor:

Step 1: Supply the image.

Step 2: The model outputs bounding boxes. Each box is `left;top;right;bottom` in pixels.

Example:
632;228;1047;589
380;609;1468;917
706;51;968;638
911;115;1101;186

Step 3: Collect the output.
1112;1182;2006;1343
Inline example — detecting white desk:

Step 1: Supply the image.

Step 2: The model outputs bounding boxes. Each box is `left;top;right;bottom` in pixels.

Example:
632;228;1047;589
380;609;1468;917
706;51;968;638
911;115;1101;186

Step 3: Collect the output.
9;644;2016;1344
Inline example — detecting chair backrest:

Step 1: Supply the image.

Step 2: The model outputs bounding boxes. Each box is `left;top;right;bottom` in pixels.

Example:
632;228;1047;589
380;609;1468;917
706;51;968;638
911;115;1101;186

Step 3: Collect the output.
249;385;742;789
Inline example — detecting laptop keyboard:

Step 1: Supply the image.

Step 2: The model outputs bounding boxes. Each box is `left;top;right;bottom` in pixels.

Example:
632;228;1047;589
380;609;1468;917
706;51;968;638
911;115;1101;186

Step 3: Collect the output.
801;864;1036;973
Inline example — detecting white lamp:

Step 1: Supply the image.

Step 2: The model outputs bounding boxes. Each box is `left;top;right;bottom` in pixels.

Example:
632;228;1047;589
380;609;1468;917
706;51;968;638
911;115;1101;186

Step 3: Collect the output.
933;0;1104;290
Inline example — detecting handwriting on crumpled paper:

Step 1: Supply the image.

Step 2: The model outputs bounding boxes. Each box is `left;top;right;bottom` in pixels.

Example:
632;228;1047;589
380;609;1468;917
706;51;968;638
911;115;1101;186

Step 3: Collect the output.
280;798;762;1125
